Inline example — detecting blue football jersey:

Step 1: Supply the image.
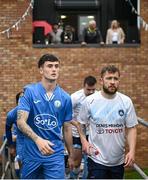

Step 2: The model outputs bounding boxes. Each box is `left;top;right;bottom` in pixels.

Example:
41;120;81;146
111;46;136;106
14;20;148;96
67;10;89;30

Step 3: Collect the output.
5;106;24;160
6;107;17;127
6;107;18;145
18;82;72;161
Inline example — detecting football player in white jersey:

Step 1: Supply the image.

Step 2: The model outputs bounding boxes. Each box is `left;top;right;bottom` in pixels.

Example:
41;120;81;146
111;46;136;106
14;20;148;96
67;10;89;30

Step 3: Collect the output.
70;76;97;179
78;65;138;179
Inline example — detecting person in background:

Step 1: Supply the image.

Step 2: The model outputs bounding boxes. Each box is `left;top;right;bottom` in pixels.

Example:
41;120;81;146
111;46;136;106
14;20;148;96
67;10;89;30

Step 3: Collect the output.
5;91;24;178
106;20;125;44
17;54;74;179
61;25;75;44
50;23;63;44
70;76;97;179
81;20;104;45
78;65;138;179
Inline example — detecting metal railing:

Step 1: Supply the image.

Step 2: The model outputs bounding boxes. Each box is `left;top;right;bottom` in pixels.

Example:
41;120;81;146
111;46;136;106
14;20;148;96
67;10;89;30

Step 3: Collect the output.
133;163;148;179
132;117;148;179
0;117;148;179
0;139;11;179
138;117;148;127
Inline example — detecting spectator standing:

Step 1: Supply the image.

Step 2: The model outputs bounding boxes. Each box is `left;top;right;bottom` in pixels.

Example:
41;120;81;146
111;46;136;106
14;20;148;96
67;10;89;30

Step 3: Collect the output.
81;20;104;45
61;25;75;44
50;24;63;44
106;20;125;44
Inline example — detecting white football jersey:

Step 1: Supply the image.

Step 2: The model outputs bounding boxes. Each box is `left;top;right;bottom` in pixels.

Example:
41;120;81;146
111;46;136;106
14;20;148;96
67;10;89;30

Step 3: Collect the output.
71;89;98;137
78;91;138;166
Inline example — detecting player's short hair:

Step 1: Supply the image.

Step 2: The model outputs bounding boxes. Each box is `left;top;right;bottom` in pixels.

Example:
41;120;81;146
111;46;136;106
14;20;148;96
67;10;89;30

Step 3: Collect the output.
84;76;97;86
38;54;60;68
101;65;120;78
16;91;23;104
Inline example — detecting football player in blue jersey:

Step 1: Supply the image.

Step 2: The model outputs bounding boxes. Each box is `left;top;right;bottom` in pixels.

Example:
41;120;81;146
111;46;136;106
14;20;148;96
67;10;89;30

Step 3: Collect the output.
17;54;74;179
5;91;24;178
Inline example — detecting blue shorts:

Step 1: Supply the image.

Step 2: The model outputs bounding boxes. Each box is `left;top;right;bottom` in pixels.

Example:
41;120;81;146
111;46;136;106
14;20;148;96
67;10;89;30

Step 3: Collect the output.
21;156;65;179
87;158;124;179
16;143;23;162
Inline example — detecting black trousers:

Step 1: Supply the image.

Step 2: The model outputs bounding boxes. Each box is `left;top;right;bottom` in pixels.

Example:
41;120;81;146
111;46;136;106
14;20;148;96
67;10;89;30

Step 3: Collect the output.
87;157;124;179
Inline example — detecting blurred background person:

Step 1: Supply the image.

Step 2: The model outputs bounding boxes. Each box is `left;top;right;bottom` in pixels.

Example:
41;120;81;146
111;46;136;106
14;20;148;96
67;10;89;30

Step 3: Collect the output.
81;20;104;45
106;20;125;44
5;91;24;178
50;23;63;44
61;25;75;44
70;76;97;179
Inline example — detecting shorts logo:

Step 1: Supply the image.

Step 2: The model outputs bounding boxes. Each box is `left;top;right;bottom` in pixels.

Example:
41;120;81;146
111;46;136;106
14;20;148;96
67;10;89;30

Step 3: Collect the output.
118;109;124;116
54;100;61;108
34;114;58;130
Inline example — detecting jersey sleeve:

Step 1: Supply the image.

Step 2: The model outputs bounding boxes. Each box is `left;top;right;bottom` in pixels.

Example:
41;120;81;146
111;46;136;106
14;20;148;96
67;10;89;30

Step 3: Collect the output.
5;113;16;146
5;110;17;145
77;99;90;124
5;111;14;126
125;99;138;128
64;96;72;122
71;93;77;109
71;93;77;119
5;124;14;145
17;86;32;112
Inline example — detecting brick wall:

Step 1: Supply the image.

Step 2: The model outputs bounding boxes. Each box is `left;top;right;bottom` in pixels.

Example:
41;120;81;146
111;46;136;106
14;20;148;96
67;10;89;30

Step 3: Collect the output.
0;0;148;167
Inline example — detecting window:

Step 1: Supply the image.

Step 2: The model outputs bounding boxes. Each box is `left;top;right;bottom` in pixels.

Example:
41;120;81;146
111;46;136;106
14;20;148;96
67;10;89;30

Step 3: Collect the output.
33;0;140;46
57;14;96;42
79;15;95;40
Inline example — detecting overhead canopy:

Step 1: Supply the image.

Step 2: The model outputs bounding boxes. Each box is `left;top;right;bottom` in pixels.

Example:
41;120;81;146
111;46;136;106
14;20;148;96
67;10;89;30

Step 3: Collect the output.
54;0;100;10
33;0;58;24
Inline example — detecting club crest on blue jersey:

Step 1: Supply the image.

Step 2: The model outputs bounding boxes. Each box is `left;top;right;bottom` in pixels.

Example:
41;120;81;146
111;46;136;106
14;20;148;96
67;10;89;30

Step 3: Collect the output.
118;109;124;116
54;100;61;108
34;114;58;130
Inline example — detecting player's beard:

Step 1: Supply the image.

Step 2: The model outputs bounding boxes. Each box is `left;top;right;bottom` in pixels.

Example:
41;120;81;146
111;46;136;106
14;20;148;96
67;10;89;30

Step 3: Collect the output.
103;85;118;95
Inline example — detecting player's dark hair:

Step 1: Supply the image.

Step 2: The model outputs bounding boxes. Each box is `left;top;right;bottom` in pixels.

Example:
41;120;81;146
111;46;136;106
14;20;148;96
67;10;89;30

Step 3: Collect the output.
83;76;97;86
101;65;120;77
16;91;23;104
38;54;60;68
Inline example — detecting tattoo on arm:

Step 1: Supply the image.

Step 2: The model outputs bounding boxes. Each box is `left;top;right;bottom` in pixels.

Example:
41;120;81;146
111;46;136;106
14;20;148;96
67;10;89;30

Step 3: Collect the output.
17;110;38;142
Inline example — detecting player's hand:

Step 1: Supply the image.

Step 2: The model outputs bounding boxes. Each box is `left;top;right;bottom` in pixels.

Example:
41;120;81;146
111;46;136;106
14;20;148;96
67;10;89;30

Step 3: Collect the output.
82;139;92;155
82;140;99;156
35;136;55;155
81;41;87;46
124;151;135;167
68;155;74;171
9;146;16;158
